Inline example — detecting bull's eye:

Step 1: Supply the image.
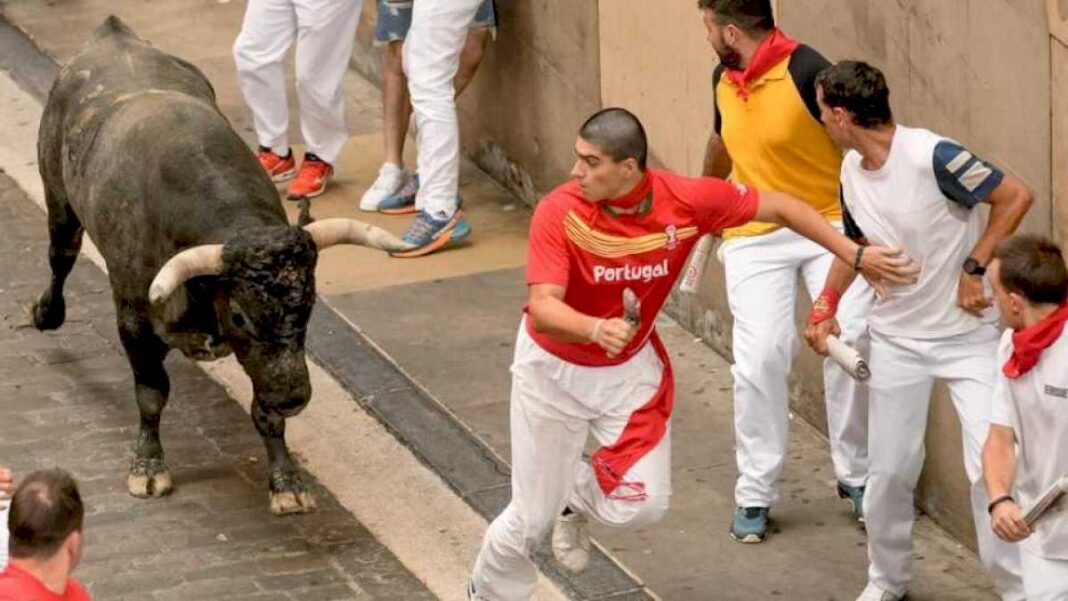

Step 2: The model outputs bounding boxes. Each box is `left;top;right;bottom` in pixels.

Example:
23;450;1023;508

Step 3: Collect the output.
232;314;246;328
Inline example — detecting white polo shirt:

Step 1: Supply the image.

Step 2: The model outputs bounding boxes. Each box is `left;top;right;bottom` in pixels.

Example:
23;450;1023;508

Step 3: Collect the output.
991;328;1068;560
839;125;1003;339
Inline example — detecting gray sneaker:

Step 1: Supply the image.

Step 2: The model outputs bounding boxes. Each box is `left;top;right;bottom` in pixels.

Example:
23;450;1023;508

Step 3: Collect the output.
551;511;591;573
855;582;905;601
837;482;866;523
730;506;770;543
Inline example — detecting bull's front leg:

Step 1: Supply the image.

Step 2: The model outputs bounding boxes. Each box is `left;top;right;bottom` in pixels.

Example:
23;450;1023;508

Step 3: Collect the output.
250;399;316;515
117;309;174;498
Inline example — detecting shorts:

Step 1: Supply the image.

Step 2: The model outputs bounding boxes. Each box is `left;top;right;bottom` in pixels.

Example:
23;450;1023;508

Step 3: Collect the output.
374;0;498;46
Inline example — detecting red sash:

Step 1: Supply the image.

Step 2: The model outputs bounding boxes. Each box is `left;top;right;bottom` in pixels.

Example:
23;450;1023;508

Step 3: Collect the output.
724;28;799;101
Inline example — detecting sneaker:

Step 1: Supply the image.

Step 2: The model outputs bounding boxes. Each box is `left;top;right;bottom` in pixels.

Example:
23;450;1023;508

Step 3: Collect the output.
837;482;866;523
730;507;770;544
390;209;471;258
855;582;904;601
286;153;333;200
359;163;410;212
551;511;590;574
256;147;296;182
378;173;419;214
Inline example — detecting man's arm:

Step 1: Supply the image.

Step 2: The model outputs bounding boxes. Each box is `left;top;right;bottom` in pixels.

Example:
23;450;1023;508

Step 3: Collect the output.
0;463;12;499
703;131;733;178
982;424;1031;542
753;190;918;285
527;284;635;358
958;174;1034;315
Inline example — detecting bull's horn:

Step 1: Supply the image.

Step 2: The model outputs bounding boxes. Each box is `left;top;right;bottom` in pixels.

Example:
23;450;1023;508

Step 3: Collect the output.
148;244;224;304
303;218;413;252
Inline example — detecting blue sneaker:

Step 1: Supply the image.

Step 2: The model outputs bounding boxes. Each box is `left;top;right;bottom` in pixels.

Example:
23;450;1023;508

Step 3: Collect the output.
378;173;419;214
730;507;770;543
390;209;471;258
838;482;866;523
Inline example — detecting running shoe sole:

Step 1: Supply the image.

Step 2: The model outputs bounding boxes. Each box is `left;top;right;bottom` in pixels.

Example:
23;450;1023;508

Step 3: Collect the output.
270;166;297;183
379;204;418;215
729;531;766;544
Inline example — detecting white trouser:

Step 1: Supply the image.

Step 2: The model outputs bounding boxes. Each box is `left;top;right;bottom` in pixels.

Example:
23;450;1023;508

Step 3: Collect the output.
1021;547;1068;601
720;226;873;507
865;325;1023;599
403;0;482;217
232;0;362;164
471;322;672;601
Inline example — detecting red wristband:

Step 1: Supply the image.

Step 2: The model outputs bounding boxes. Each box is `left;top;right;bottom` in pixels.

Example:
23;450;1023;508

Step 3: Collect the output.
809;288;841;324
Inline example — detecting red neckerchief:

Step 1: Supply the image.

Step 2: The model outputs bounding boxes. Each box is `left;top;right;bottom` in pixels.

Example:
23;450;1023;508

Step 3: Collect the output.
724;28;799;101
1003;302;1068;379
599;174;651;212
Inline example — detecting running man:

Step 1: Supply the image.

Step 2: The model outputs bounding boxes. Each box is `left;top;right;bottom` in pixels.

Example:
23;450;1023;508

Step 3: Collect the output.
805;61;1032;601
467;107;918;601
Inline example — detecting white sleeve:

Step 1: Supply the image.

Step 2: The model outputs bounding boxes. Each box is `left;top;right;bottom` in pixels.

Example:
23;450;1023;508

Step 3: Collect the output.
989;331;1017;430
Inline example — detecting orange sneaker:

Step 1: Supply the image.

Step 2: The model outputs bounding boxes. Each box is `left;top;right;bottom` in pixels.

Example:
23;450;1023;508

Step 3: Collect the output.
286;153;333;200
255;147;297;182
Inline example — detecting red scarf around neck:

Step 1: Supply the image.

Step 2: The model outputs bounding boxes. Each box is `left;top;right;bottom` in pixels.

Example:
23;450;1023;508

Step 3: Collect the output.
724;28;799;100
1003;302;1068;379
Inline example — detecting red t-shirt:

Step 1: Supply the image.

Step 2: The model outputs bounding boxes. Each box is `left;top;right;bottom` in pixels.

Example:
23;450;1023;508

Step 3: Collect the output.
525;169;759;366
0;564;91;601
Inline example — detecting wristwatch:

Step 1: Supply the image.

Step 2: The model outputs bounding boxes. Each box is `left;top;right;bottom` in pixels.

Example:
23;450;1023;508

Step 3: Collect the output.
963;256;986;276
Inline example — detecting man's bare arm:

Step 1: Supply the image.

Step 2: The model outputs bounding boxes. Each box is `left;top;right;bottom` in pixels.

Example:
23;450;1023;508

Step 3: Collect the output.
703;131;733;178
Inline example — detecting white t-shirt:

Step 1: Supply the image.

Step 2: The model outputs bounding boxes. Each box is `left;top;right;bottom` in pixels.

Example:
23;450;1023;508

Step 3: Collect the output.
990;328;1068;560
0;503;8;570
839;125;1003;338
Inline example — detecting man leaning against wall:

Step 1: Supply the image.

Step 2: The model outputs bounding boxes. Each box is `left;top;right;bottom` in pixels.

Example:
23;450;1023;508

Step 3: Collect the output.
697;0;874;544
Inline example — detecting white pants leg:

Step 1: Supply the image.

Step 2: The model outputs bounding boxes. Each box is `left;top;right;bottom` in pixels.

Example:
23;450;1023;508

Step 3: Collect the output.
800;247;873;488
472;323;670;601
291;0;362;164
866;326;1023;599
1021;548;1068;601
937;327;1024;600
864;330;935;597
403;0;482;216
233;0;297;155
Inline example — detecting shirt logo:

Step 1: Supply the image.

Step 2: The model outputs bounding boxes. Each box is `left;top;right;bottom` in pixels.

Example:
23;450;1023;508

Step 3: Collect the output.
665;225;679;250
1045;384;1068;399
593;259;670;283
564;211;698;258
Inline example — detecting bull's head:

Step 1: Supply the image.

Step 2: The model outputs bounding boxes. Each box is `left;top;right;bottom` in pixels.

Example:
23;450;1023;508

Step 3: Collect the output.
147;219;411;413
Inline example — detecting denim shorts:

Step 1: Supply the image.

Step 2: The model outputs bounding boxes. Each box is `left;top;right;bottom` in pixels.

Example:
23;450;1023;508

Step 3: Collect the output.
374;0;497;46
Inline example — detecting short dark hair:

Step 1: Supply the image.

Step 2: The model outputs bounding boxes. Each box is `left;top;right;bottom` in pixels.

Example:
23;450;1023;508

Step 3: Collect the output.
994;235;1068;305
815;61;894;128
579;107;648;170
8;469;84;560
696;0;775;33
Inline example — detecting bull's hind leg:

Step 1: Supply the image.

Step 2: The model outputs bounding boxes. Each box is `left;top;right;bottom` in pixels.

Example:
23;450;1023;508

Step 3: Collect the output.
117;308;174;498
250;400;316;515
32;193;83;330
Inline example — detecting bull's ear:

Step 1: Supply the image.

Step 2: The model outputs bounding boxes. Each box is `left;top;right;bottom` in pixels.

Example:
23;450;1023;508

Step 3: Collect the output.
149;245;224;305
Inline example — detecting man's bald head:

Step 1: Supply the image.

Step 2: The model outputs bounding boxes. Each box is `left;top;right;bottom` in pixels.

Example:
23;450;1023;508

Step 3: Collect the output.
578;108;648;170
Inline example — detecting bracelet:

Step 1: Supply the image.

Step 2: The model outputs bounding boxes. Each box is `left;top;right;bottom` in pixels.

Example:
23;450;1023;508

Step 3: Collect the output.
852;244;867;271
987;494;1015;515
588;318;605;343
808;288;841;324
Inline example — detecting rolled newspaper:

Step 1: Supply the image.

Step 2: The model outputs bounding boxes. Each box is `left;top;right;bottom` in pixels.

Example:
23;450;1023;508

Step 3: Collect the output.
826;335;871;381
1023;475;1068;527
680;234;714;294
622;287;642;328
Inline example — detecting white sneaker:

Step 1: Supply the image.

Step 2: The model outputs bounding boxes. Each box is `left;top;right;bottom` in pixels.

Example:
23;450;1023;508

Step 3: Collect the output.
359;163;409;212
551;511;591;574
855;582;904;601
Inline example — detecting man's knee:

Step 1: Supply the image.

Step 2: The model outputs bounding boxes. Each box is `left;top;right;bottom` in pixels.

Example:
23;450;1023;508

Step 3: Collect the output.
732;330;794;380
602;492;670;528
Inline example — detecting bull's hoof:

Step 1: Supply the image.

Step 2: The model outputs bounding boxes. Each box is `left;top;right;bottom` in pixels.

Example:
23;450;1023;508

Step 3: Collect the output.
127;458;173;498
31;293;65;330
269;489;317;515
268;469;317;516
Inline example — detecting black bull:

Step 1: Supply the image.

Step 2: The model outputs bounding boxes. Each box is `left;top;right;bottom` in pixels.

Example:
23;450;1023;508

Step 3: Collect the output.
33;16;411;514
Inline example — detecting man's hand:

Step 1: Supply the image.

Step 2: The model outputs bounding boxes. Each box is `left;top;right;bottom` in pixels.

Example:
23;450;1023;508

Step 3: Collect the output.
957;272;992;316
858;246;920;297
991;500;1032;543
592;317;637;358
804;318;841;357
0;464;13;500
